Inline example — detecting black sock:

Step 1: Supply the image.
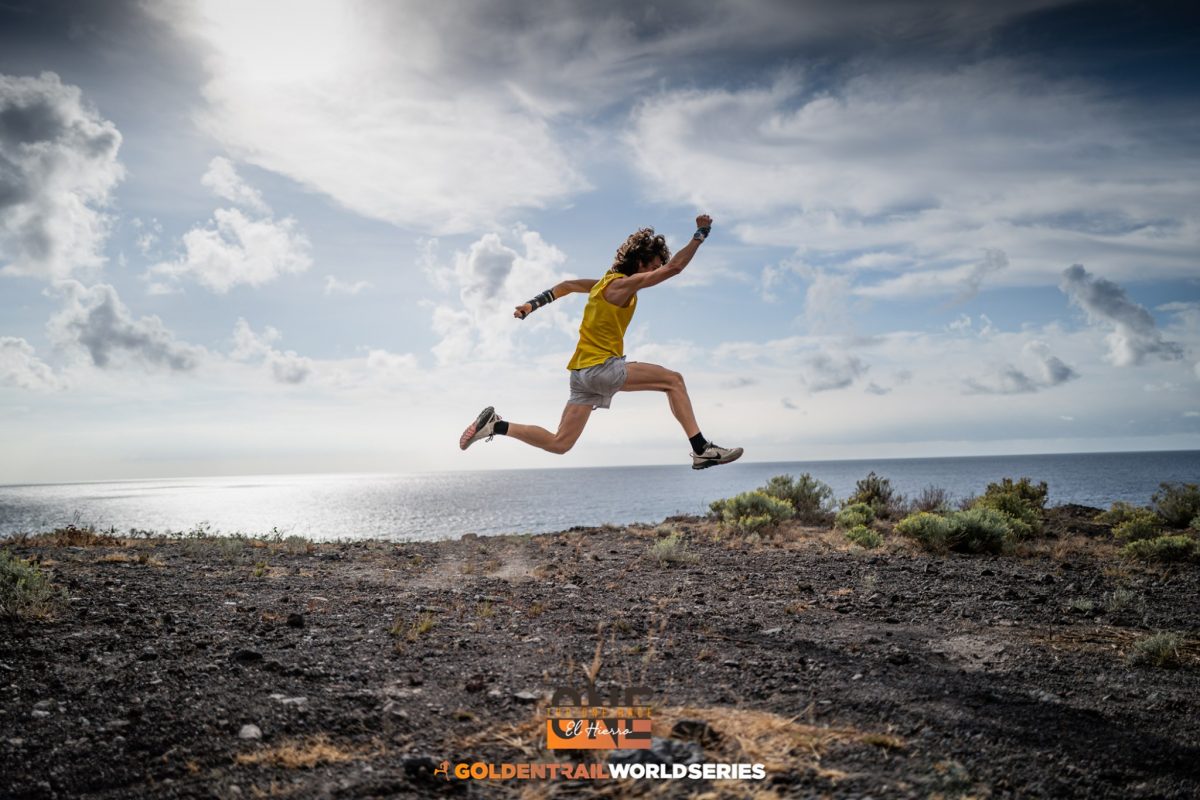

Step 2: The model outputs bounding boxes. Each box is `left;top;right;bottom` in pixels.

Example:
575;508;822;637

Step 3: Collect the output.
689;432;708;454
493;420;509;436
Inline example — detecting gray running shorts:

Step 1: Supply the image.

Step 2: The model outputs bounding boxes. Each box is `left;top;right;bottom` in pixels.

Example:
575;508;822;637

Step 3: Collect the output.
568;356;627;409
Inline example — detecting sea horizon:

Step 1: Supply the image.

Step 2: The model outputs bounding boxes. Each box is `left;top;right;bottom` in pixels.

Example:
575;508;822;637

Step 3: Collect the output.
4;445;1198;490
2;448;1197;542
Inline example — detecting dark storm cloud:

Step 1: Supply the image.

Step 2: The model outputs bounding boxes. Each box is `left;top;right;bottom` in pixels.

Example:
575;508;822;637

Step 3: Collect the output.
0;72;123;280
1060;264;1184;366
48;281;202;371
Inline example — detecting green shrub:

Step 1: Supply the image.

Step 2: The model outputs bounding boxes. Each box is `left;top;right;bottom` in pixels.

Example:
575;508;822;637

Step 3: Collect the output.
973;476;1047;538
1192;515;1200;532
982;476;1049;509
949;507;1016;554
1127;632;1184;668
710;490;795;534
1150;483;1200;528
835;502;875;530
760;474;834;523
847;471;901;519
1095;501;1145;526
1120;535;1197;563
647;532;698;565
895;512;956;552
910;485;952;514
845;525;883;549
0;550;67;621
1112;509;1163;542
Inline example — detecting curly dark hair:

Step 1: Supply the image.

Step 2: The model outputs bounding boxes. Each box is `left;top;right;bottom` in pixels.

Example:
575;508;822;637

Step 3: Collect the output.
611;228;670;276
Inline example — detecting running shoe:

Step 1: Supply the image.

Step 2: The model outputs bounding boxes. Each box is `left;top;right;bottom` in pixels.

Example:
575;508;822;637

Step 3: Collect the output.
460;406;501;450
691;442;743;470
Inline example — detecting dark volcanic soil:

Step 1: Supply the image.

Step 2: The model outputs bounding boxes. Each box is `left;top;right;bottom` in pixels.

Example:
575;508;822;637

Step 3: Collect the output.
2;511;1199;799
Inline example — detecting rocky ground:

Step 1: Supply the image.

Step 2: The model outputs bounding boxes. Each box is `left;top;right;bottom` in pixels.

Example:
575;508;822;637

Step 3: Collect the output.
2;507;1199;799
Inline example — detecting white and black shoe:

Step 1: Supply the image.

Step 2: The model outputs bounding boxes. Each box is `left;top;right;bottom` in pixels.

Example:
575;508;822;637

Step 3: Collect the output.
691;442;743;470
460;406;501;450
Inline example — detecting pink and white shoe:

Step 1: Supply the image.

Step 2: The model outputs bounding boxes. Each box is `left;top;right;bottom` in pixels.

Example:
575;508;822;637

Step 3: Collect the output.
459;406;501;450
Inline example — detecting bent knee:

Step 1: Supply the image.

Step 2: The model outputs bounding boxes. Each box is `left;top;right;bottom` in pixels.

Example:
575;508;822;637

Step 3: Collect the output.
666;370;686;390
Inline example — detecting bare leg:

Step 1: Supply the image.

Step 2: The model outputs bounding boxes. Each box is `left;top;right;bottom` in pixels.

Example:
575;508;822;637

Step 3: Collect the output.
620;362;700;438
504;403;593;454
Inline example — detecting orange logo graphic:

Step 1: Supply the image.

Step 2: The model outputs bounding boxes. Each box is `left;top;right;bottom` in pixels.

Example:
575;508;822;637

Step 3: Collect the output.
545;685;653;750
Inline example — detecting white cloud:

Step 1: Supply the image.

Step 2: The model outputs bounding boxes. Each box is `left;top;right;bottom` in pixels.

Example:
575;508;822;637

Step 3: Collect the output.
963;339;1077;395
150;207;312;293
627;62;1200;292
47;281;203;371
428;228;575;365
324;275;371;295
1059;264;1184;367
0;336;61;390
201;156;269;213
230;318;313;384
160;1;586;235
802;351;868;392
0;72;124;281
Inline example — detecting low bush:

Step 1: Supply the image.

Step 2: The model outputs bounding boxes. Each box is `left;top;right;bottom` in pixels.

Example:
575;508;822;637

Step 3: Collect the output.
1150;482;1200;528
910;485;952;514
951;507;1016;554
835;502;875;530
1095;501;1145;526
1112;509;1163;542
710;490;795;534
847;471;902;519
647;532;699;565
760;474;835;524
895;512;956;552
895;508;1015;554
845;525;883;549
1127;632;1184;668
1;550;67;621
1120;535;1197;564
972;476;1047;538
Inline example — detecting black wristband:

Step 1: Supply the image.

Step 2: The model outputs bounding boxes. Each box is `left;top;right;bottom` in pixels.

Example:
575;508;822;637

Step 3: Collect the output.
693;226;711;242
523;288;556;317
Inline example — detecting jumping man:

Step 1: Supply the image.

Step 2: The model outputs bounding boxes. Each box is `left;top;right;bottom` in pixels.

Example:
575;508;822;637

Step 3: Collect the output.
458;215;743;470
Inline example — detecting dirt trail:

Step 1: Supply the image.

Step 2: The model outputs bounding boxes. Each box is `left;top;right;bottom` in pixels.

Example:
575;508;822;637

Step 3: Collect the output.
2;513;1198;798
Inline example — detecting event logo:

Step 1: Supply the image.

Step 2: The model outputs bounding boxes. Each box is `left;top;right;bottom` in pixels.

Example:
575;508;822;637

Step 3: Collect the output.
545;684;653;750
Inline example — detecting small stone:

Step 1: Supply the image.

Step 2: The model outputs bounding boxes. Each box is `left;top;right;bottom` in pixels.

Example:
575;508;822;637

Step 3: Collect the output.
231;649;263;664
851;673;864;681
31;709;51;719
760;627;783;636
34;700;53;711
513;690;540;703
402;754;443;781
486;689;503;699
238;724;262;740
286;613;305;628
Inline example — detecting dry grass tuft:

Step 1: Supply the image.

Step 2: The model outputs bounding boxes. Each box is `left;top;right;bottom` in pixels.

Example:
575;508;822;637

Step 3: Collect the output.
24;526;119;548
1026;625;1200;667
234;735;360;769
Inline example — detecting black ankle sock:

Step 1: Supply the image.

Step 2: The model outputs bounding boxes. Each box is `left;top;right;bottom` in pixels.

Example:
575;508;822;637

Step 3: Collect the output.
493;420;509;436
689;432;708;454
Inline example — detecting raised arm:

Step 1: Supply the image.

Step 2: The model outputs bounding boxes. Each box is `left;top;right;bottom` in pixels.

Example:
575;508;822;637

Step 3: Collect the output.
514;278;598;319
603;214;712;308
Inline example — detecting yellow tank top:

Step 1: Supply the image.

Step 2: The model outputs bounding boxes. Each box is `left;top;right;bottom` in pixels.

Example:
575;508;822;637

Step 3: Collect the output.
567;271;637;370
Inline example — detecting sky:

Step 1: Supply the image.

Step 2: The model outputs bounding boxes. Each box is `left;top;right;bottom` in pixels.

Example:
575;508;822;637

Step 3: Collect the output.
1;0;1198;484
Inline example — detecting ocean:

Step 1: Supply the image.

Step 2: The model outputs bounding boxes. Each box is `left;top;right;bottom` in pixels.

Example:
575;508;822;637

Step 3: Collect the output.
1;450;1197;542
